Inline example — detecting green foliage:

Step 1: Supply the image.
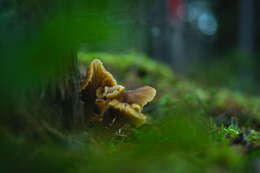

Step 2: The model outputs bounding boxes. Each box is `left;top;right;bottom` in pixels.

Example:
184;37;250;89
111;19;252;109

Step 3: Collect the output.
78;52;175;90
79;52;260;127
188;51;260;93
2;0;260;172
213;124;240;143
79;52;260;126
0;112;247;173
1;52;260;172
0;0;134;101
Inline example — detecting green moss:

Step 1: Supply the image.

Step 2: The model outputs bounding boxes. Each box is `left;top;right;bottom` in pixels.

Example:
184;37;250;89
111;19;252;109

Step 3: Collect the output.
0;113;247;173
2;52;260;172
78;52;176;91
79;52;260;127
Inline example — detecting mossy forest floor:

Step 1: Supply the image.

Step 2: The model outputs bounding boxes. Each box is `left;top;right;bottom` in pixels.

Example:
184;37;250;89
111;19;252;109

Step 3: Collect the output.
2;52;260;173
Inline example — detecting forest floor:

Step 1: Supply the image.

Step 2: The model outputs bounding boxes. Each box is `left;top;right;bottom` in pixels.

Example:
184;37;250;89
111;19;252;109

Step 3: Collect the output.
2;52;260;173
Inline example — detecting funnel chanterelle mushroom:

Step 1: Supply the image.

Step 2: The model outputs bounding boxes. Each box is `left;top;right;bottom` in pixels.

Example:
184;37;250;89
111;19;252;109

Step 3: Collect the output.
80;59;156;127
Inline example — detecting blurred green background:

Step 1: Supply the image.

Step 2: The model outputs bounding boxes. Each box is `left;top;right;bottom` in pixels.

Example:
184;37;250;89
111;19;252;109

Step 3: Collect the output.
1;0;260;173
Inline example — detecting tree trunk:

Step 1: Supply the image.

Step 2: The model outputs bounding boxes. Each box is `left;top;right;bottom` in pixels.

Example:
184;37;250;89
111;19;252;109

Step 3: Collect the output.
42;52;84;131
146;0;172;64
238;0;254;53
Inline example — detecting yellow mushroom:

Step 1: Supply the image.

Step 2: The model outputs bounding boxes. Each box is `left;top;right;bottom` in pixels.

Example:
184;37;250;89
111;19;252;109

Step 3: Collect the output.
122;86;156;110
81;59;117;90
96;85;125;100
80;59;117;102
80;59;156;127
108;100;147;127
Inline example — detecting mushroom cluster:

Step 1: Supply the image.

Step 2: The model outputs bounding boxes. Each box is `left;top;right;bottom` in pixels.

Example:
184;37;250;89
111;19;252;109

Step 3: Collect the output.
80;59;156;127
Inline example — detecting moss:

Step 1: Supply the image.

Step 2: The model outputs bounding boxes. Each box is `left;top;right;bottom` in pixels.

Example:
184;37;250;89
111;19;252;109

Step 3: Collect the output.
2;52;260;172
78;52;176;91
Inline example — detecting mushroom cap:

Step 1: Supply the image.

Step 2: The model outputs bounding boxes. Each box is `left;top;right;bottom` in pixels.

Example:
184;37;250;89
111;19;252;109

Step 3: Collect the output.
96;85;125;100
122;86;156;109
80;59;156;128
131;104;142;112
81;59;117;91
108;99;147;127
80;59;117;101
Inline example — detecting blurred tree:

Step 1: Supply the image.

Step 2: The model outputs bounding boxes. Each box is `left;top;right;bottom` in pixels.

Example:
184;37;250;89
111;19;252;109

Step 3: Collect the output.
0;0;120;132
215;0;238;52
146;0;172;64
238;0;255;53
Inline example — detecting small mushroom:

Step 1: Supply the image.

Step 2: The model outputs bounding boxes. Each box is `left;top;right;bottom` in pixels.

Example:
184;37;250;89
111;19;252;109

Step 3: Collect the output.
80;59;156;127
96;85;125;100
106;86;156;127
122;86;156;110
80;59;117;102
108;100;147;127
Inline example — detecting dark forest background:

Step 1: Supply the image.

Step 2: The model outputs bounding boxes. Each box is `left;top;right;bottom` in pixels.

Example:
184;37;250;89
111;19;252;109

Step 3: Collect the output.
1;0;260;173
1;0;260;93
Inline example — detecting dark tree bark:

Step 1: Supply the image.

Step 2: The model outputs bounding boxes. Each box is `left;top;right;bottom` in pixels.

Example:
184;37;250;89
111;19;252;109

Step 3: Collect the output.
42;52;84;131
146;0;172;64
0;1;85;133
238;0;255;53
